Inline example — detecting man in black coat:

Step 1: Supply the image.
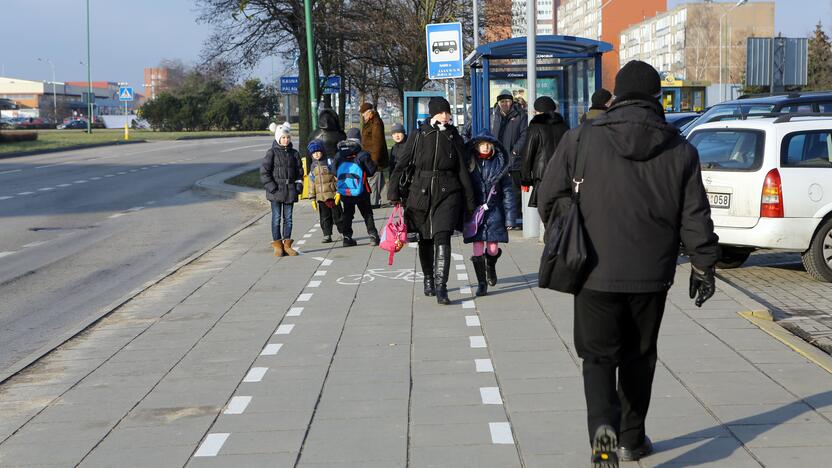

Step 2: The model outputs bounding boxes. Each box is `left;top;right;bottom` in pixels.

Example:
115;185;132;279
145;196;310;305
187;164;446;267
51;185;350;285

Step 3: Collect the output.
536;61;719;467
490;91;527;228
520;96;569;208
310;108;347;159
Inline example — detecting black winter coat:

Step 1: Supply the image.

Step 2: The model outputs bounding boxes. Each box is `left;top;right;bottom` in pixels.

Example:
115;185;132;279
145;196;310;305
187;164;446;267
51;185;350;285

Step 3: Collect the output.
310;109;346;158
389;136;408;173
464;134;517;243
520;112;569;207
536;99;719;293
260;141;303;203
490;103;528;169
388;122;476;239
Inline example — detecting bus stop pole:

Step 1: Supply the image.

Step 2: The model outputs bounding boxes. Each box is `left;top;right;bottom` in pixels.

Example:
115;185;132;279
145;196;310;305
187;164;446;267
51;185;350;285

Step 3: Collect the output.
523;0;540;239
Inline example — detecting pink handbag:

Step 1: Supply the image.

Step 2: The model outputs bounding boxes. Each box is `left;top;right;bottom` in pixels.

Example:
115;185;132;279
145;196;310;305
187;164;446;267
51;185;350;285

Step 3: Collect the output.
380;205;408;265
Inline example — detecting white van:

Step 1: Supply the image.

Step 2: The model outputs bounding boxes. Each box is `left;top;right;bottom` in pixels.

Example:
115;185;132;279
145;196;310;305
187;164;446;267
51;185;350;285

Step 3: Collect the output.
687;115;832;281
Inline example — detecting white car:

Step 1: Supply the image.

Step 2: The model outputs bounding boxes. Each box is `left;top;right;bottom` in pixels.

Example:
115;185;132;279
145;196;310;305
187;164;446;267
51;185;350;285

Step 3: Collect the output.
687;115;832;281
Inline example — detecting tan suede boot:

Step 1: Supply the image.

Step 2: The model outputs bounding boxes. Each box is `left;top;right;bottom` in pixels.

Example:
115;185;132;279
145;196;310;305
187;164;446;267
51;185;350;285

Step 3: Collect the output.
271;240;284;257
283;239;298;256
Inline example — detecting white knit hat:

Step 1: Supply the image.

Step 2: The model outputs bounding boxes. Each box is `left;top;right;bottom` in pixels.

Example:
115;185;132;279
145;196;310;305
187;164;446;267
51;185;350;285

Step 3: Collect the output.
272;122;291;142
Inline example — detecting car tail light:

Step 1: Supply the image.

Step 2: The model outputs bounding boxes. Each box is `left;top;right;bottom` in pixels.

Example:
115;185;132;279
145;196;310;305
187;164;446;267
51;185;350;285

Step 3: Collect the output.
760;169;784;218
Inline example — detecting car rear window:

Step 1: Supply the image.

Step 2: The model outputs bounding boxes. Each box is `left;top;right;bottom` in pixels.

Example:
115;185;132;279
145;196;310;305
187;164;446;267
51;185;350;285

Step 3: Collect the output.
689;129;766;171
782;131;832;168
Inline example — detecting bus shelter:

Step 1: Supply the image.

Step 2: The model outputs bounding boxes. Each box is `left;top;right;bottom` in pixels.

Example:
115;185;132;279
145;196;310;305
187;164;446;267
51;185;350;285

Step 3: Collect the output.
466;35;613;133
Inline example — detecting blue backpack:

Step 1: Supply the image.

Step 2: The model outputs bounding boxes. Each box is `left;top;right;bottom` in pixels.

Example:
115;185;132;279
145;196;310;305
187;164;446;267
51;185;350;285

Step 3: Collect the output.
337;159;365;196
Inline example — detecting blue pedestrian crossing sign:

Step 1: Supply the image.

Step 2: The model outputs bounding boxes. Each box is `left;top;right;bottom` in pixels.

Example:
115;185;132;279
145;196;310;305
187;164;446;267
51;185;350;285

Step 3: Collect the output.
426;22;464;80
118;87;134;101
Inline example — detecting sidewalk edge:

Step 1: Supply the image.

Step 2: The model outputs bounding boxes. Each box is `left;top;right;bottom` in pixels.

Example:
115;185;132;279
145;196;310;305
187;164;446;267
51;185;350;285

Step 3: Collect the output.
0;139;147;159
191;163;267;206
738;311;832;374
0;211;268;385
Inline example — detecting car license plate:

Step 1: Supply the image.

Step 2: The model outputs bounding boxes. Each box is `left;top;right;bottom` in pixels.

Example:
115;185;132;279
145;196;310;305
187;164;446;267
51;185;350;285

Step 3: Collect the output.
708;192;731;209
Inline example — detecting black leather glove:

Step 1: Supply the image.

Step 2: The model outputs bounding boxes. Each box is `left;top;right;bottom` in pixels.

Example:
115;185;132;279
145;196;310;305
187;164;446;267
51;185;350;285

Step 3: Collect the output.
295;182;303;194
689;265;716;307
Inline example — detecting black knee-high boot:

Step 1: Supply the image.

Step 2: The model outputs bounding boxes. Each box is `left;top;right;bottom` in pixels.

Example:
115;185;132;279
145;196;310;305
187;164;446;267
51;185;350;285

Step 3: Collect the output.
434;243;451;305
471;255;488;296
418;240;435;296
485;248;502;286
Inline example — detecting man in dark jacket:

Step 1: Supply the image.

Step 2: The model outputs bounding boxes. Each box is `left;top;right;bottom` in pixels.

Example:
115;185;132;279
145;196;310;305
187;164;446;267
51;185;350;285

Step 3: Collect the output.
334;128;380;247
581;88;612;123
520;96;569;208
310;107;347;158
360;103;389;208
536;61;719;467
490;90;527;228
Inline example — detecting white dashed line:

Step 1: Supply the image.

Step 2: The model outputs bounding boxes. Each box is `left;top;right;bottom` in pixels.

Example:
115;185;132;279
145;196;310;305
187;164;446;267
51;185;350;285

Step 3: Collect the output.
129;169;138;173
313;271;327;277
141;167;149;170
475;359;494;373
275;324;295;335
223;396;252;415
90;177;101;180
314;223;321;228
152;165;159;168
0;169;22;175
109;213;126;219
0;196;13;200
146;201;156;205
17;192;34;196
457;273;469;281
465;315;481;327
57;183;72;187
297;293;313;302
460;286;472;295
127;206;145;212
104;175;115;178
22;241;47;248
307;280;321;288
462;300;476;309
117;171;127;175
311;257;333;266
73;180;87;184
469;336;487;348
37;187;55;192
489;423;514;444
451;253;464;261
480;387;503;405
0;251;16;258
287;307;304;317
194;433;230;457
243;367;268;383
407;242;418;249
296;240;306;245
261;343;283;356
455;264;467;270
309;228;317;233
303;233;313;239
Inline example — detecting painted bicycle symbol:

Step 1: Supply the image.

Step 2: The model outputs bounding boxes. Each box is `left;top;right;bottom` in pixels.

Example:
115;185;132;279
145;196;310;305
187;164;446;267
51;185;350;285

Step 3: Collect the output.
337;268;424;285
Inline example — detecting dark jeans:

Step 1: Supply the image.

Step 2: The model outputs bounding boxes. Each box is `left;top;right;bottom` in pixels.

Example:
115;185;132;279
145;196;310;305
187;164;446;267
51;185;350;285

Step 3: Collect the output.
510;170;523;225
270;201;294;241
341;193;378;238
574;288;667;448
317;200;343;236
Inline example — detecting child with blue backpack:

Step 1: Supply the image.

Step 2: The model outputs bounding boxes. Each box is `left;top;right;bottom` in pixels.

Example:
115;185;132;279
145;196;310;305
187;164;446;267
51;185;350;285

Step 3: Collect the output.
334;128;380;247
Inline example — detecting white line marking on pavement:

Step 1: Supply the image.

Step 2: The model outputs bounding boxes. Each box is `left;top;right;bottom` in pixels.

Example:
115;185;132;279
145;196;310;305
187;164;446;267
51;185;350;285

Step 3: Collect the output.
465;315;481;327
0;251;16;258
194;433;230;456
475;359;494;373
223;396;252;415
455;264;466;270
22;241;47;248
407;242;418;249
287;307;304;317
117;171;127;174
37;187;55;191
141;167;149;170
243;367;268;383
469;336;487;348
152;165;159;167
146;200;156;205
457;273;469;281
104;175;115;178
57;183;72;187
0;169;22;175
297;293;313;302
462;300;475;309
17;192;34;195
451;253;464;261
460;286;472;295
314;223;321;227
307;280;321;288
296;240;306;245
314;271;327;277
90;176;101;180
129;169;138;173
73;180;87;184
480;387;503;405
312;257;333;266
221;143;267;153
309;228;317;233
489;423;514;444
303;233;313;238
109;213;126;219
127;206;145;212
0;196;13;200
275;324;295;335
261;343;283;356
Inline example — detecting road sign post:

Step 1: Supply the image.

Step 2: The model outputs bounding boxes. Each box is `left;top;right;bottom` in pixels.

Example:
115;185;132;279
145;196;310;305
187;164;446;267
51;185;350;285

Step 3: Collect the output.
118;86;134;141
426;22;464;81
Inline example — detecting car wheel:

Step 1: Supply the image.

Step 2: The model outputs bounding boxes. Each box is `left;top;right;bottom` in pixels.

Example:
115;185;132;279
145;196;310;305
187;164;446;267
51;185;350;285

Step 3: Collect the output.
716;246;752;269
801;218;832;282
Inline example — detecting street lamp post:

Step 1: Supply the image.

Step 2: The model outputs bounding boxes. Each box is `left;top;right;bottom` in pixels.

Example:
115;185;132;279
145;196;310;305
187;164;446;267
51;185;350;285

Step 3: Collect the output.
85;0;93;133
303;0;318;129
523;0;538;238
37;58;57;121
719;0;748;102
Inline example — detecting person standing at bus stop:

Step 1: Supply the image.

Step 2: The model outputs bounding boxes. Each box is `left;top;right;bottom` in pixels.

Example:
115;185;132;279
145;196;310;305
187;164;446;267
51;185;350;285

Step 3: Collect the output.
360;103;389;208
491;90;527;229
536;61;719;467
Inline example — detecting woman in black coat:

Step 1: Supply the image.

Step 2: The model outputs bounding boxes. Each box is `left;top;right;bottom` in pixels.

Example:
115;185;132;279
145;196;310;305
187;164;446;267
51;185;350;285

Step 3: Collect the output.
520;96;569;207
309;108;347;158
388;97;476;305
260;122;303;257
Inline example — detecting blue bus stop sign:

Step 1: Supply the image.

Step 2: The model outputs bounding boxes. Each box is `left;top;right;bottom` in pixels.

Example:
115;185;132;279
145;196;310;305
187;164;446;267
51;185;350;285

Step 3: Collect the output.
426;22;464;80
280;76;342;95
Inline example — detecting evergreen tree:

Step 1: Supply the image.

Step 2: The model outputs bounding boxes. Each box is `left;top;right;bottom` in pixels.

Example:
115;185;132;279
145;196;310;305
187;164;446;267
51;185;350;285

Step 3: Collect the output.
807;22;832;90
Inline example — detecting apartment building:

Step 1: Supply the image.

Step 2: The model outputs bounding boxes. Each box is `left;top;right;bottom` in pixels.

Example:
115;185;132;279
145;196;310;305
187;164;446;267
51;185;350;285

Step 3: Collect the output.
511;0;561;37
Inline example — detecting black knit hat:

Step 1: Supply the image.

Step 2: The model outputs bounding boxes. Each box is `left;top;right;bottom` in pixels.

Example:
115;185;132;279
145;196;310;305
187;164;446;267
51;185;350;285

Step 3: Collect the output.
533;96;557;113
614;61;661;98
591;89;613;108
346;127;361;141
496;90;513;103
428;97;451;117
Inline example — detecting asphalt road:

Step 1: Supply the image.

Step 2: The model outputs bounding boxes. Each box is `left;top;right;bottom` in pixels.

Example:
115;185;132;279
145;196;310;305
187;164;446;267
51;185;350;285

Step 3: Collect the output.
0;137;272;375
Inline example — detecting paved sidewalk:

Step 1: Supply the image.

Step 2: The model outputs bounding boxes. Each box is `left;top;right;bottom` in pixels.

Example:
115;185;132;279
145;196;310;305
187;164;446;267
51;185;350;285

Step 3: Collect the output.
1;206;832;467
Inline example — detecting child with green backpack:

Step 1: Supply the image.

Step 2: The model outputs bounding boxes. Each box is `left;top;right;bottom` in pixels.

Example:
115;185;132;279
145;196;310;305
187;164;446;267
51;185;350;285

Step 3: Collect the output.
334;128;380;247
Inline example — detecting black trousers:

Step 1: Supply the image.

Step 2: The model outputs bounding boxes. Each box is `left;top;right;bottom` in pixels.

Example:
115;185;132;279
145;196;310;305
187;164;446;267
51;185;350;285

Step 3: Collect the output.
510;170;523;224
316;200;343;236
341;193;378;238
574;288;667;448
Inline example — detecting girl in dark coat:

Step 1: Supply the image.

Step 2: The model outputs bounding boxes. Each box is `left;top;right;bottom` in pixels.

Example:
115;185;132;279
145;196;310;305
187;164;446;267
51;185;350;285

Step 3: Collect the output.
388;97;476;305
464;131;517;296
260;122;303;257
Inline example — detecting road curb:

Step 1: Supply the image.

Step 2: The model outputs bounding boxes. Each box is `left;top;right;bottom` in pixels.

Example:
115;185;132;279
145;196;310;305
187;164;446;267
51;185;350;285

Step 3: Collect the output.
739;311;832;374
0;211;268;385
0;139;147;159
191;163;268;206
174;133;269;141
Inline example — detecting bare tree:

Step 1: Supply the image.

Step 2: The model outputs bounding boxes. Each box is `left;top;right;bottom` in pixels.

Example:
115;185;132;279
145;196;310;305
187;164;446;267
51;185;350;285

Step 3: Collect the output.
685;5;718;82
483;0;512;43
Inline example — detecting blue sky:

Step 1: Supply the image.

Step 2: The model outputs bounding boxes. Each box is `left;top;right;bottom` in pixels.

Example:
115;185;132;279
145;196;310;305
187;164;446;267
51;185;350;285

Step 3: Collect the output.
3;0;830;95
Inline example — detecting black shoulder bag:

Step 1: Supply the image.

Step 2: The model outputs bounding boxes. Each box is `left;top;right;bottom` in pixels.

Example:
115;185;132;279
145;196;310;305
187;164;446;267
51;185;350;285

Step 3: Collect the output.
538;124;590;294
397;130;420;200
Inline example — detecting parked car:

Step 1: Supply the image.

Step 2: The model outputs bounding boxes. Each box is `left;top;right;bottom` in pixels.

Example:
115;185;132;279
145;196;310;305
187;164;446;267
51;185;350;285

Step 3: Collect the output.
682;92;832;136
57;120;88;129
666;112;700;128
687;114;832;281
